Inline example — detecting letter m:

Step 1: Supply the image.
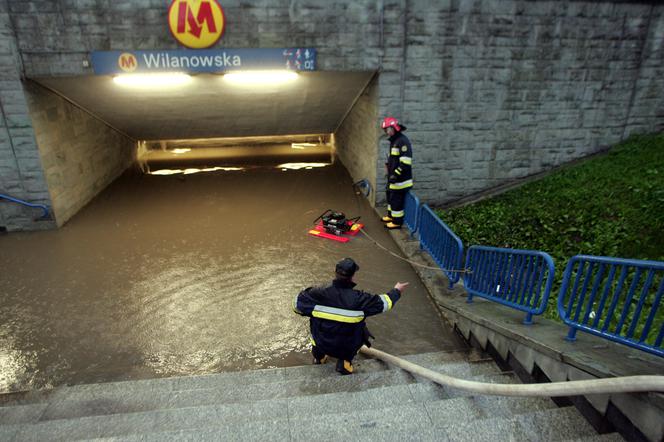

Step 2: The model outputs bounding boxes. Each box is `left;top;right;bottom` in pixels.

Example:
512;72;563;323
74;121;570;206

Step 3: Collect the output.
177;1;217;38
119;55;136;69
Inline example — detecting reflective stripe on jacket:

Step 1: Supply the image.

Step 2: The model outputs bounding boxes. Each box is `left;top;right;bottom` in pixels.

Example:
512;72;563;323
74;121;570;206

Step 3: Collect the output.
293;278;401;360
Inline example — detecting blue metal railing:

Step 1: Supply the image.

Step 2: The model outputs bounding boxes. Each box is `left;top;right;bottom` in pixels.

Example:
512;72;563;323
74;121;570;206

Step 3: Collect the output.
464;245;556;324
418;204;464;288
403;191;420;236
558;255;664;358
0;193;50;220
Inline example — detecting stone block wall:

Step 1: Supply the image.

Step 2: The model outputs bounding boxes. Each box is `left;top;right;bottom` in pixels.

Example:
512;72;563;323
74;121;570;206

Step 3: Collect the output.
1;0;663;230
0;1;53;231
23;81;134;227
335;75;380;206
625;4;664;136
385;0;664;204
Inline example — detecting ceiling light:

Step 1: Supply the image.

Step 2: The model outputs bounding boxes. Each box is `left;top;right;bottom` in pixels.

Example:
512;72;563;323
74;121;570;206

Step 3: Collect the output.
113;73;192;88
223;70;298;85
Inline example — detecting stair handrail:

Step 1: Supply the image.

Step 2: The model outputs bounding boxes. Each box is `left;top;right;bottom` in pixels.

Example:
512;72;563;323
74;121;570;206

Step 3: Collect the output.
359;345;664;397
0;193;50;219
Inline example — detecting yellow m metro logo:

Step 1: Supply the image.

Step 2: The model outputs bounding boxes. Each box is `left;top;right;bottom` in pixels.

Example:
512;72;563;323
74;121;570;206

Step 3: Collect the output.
168;0;225;49
117;53;138;72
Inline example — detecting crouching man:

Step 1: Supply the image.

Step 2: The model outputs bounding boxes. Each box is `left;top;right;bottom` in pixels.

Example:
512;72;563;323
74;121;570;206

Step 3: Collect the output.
293;257;408;375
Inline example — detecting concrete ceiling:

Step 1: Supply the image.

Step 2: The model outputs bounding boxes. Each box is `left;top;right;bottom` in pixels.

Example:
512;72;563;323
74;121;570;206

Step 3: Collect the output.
34;71;375;140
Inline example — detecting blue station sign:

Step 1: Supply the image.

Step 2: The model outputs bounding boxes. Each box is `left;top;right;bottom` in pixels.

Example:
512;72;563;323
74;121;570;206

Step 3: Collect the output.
90;48;317;75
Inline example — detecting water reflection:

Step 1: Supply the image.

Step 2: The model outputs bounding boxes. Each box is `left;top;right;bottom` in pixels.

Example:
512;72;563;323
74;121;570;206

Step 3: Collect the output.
0;346;23;391
0;162;461;392
278;162;330;170
149;166;245;175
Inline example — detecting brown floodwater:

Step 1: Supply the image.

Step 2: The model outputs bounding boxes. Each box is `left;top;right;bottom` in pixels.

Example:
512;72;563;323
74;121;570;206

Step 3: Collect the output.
0;155;465;393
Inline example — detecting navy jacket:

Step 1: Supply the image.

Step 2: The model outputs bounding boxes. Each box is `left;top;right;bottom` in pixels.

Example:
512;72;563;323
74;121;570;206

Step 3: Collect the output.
386;131;413;191
293;278;401;360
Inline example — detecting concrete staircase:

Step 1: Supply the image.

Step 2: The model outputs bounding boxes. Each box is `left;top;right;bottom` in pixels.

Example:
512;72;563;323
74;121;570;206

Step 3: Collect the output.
0;350;626;441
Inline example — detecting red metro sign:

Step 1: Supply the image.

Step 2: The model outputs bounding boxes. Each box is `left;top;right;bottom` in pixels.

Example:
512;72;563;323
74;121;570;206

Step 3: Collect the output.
168;0;226;49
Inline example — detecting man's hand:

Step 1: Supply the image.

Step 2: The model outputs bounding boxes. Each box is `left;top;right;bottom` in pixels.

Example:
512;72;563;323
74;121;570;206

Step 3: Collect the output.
394;282;409;293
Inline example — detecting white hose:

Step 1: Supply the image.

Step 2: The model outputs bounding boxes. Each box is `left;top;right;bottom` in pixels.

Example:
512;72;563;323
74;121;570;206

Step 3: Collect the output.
360;346;664;397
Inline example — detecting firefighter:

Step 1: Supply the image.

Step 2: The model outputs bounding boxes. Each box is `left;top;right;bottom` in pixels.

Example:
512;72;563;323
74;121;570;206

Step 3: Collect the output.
293;258;408;375
381;116;413;229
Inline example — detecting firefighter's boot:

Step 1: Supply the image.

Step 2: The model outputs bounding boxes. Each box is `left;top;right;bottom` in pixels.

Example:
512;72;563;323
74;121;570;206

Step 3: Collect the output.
381;216;393;223
312;347;328;365
313;355;329;365
335;359;354;375
384;222;402;230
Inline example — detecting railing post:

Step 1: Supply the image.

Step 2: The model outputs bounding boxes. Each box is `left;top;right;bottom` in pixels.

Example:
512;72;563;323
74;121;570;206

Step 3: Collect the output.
523;312;533;325
565;326;578;342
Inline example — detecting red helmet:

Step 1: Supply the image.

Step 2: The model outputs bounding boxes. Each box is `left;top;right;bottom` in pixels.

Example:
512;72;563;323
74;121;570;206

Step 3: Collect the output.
381;117;401;131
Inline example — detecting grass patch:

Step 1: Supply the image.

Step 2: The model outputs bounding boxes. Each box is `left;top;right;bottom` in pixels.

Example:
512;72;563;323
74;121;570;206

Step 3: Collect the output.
436;132;664;321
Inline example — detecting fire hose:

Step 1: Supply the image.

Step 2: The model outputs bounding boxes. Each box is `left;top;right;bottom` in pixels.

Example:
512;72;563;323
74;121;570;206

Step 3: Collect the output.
360;346;664;397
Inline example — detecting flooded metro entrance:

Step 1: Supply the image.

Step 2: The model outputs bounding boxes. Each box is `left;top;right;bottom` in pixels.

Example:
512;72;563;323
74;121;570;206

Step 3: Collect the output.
0;154;465;392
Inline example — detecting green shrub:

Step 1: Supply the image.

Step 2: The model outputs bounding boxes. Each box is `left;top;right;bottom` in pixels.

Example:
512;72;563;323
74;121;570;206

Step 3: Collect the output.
436;132;664;321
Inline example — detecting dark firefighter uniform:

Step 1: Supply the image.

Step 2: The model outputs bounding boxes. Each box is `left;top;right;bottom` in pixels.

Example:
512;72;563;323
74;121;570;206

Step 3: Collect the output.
386;128;413;227
293;278;402;371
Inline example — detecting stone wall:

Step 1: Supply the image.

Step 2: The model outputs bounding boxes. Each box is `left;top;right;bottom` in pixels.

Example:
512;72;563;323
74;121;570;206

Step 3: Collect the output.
0;1;53;231
335;75;380;206
23;81;134;227
379;0;664;205
1;0;663;230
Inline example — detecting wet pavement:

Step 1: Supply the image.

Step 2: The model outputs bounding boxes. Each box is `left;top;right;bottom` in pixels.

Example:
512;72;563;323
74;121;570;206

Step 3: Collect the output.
0;156;466;393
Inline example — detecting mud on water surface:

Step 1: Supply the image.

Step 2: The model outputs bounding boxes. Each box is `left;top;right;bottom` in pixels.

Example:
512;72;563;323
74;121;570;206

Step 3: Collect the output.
0;158;466;392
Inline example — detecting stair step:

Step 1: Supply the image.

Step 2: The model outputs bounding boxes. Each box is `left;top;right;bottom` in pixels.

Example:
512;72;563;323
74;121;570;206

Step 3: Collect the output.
12;399;290;441
0;390;56;408
0;425;19;442
410;360;505;379
92;404;441;442
407;372;521;401
392;349;476;366
54;367;288;398
91;418;292;442
401;351;495;368
0;350;483;415
0;348;609;442
563;434;626;441
471;395;558;417
429;403;594;441
287;384;415;418
39;369;414;421
517;407;600;441
0;403;47;424
281;357;390;380
287;403;435;441
423;392;560;423
436;413;531;441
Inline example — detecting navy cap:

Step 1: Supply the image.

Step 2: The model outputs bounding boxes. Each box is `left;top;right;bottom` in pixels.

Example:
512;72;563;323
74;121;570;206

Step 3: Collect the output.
335;257;359;277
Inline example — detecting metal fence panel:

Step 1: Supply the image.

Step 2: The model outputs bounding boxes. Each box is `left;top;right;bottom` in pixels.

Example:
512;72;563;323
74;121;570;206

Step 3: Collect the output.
404;191;420;235
558;255;664;358
418;205;464;288
464;245;555;324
